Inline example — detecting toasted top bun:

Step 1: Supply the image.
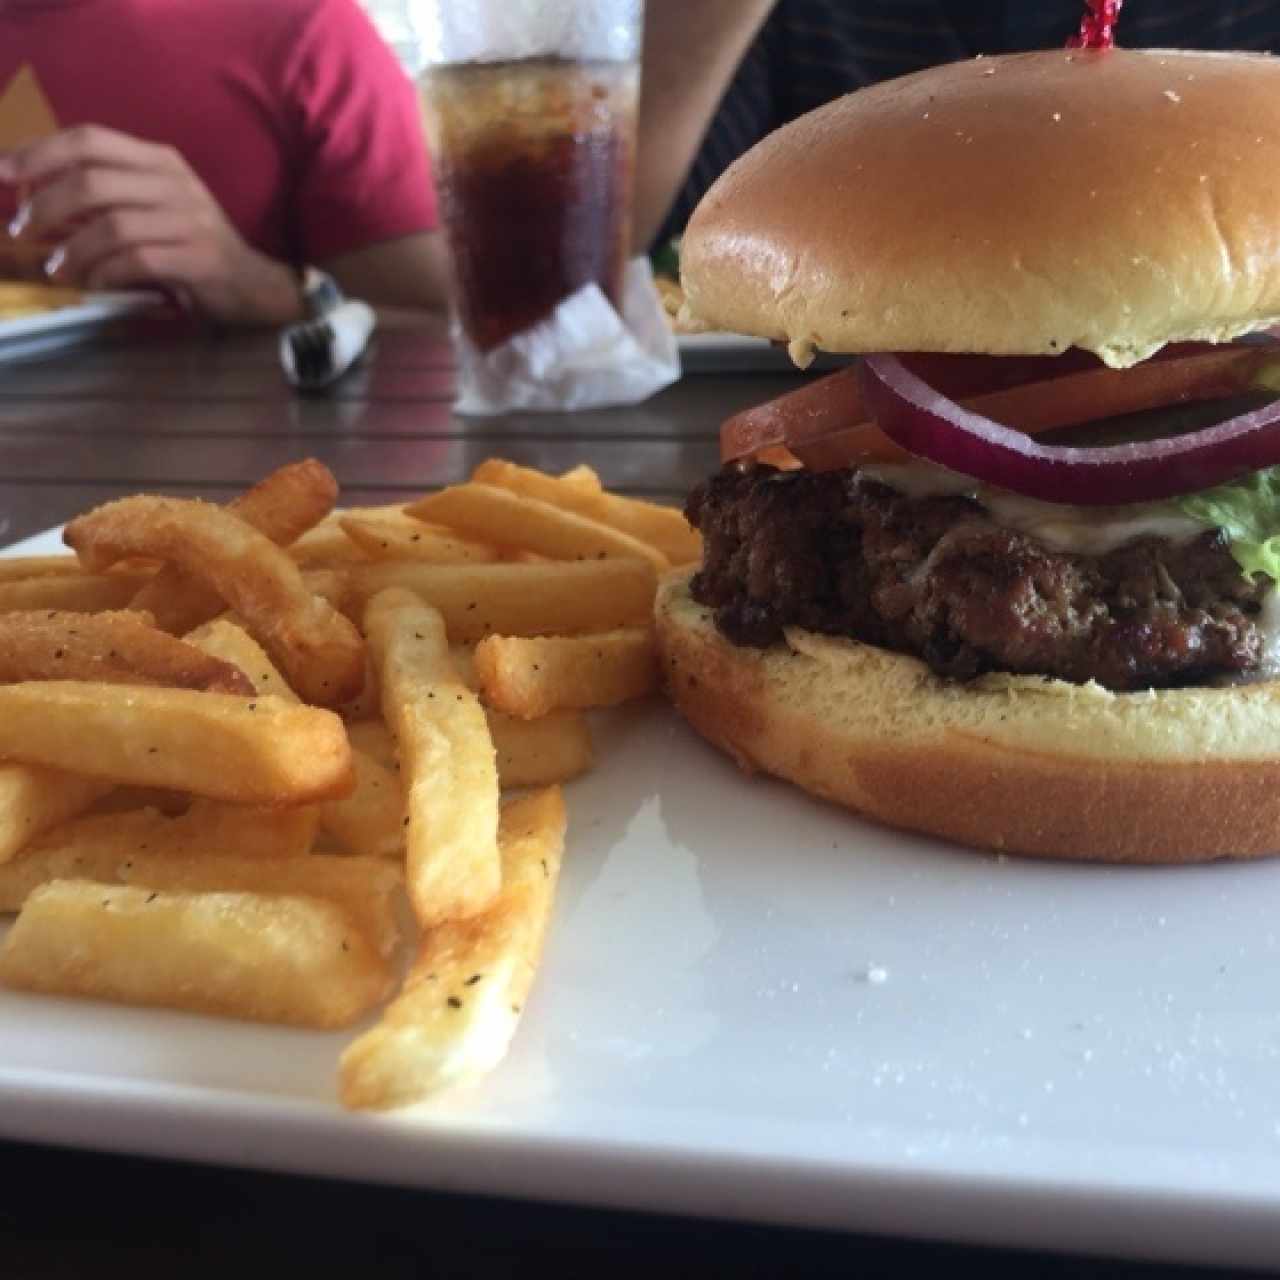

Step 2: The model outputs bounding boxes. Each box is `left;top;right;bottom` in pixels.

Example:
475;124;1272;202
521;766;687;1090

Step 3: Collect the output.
655;569;1280;863
680;49;1280;369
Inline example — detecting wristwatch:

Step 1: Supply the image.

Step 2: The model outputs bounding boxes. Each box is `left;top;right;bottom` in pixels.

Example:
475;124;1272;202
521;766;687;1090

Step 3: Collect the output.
299;266;344;319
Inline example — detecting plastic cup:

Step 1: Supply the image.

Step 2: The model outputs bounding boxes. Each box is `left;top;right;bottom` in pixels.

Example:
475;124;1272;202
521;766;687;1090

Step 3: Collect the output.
414;0;642;353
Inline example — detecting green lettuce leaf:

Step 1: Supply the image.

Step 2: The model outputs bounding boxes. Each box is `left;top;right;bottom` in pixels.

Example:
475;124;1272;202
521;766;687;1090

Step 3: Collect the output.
1178;465;1280;582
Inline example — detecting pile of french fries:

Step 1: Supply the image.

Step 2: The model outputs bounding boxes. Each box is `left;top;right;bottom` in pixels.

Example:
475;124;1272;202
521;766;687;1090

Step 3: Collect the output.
0;457;700;1110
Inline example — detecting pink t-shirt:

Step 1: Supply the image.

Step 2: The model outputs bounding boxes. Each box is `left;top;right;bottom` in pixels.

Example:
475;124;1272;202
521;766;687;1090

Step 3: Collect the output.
0;0;438;264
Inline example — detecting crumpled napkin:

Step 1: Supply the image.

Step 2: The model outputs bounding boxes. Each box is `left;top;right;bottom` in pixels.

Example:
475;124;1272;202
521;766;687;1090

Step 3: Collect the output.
452;257;680;415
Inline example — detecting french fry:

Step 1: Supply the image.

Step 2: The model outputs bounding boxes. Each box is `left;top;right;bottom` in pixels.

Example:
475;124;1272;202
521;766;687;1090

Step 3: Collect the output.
470;459;603;512
407;483;669;571
345;711;593;788
0;283;83;315
345;559;657;644
72;794;315;853
487;709;594;786
129;459;338;633
474;628;657;719
0;555;80;582
339;787;566;1109
596;493;702;566
65;494;365;706
340;513;503;565
183;618;299;702
471;458;702;565
364;588;500;927
0;828;400;957
318;750;405;860
184;620;397;856
89;788;189;815
0;452;680;1104
288;504;408;568
345;719;397;770
0;683;353;805
178;799;319;859
449;644;477;689
0;880;393;1028
0;570;154;613
334;657;380;721
299;568;350;611
558;463;603;495
0;765;112;864
287;520;367;567
0;610;255;694
34;792;319;861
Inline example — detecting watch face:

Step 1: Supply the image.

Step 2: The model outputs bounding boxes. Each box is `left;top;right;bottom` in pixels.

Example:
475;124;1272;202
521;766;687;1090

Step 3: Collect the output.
301;268;344;318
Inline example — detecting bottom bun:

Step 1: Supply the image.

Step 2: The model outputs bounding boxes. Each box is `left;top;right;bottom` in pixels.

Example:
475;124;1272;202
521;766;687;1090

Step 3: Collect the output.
655;569;1280;864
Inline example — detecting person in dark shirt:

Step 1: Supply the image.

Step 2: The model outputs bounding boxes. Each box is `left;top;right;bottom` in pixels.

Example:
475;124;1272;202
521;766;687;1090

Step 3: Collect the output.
636;1;1280;249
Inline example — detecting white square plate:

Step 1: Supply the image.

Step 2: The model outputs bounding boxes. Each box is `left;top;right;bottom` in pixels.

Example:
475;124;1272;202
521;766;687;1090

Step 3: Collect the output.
4;527;1280;1269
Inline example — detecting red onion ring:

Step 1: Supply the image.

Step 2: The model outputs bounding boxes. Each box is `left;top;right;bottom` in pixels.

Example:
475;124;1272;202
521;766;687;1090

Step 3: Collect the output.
858;352;1280;505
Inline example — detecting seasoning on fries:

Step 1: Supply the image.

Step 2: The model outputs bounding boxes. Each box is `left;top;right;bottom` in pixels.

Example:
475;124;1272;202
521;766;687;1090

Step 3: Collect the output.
345;557;658;643
0;880;393;1029
0;683;353;804
471;457;702;565
0;827;400;957
0;765;111;865
407;482;670;570
364;587;500;927
487;709;594;786
0;610;255;694
339;786;566;1110
0;570;154;614
474;628;658;719
130;457;338;634
0;455;696;1109
185;619;404;860
65;495;365;706
340;512;502;565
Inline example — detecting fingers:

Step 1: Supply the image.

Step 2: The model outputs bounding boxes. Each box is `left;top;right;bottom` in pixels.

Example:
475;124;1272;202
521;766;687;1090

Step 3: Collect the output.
18;167;178;242
0;125;184;188
81;241;199;293
53;208;190;284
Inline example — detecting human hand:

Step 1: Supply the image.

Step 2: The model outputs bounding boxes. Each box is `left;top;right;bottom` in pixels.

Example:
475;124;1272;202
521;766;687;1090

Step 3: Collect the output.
0;125;304;326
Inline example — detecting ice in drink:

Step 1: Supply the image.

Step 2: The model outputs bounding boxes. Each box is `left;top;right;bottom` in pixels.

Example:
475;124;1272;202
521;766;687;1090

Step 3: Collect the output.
422;57;638;353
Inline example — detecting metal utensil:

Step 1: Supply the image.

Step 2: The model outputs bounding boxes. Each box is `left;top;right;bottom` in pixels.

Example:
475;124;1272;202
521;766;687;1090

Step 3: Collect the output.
280;269;375;391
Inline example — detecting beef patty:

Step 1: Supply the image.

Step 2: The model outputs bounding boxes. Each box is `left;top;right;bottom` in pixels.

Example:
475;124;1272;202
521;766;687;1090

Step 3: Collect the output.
686;464;1266;691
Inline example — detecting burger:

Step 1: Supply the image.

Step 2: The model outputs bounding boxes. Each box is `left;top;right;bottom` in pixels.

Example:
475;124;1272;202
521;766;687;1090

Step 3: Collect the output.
654;47;1280;864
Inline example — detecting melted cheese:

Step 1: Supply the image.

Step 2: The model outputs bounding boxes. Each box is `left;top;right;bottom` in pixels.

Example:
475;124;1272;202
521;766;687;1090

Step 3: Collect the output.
860;462;1205;556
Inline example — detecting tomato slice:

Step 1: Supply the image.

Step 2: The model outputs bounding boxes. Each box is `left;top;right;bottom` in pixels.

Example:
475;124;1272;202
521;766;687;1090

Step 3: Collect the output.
719;344;1270;472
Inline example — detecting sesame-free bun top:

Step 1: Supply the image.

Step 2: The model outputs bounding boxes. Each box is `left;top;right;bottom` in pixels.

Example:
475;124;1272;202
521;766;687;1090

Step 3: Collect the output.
680;49;1280;368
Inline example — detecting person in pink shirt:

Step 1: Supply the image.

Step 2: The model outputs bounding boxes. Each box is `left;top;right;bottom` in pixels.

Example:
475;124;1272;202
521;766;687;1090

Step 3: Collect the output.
0;0;449;325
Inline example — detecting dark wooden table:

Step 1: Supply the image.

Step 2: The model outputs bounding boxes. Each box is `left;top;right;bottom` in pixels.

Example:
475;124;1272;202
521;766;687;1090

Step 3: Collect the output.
0;311;788;547
0;317;1263;1279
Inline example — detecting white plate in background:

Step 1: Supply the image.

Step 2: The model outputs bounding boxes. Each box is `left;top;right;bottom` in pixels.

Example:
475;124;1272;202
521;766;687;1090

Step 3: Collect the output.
0;292;159;361
4;526;1280;1269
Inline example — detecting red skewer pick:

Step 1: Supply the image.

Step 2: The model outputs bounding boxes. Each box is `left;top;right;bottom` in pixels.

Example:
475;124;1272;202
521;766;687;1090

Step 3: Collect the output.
1067;0;1123;50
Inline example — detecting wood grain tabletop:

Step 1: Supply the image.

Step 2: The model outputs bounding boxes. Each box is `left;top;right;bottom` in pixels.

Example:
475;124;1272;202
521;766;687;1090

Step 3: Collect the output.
0;311;802;550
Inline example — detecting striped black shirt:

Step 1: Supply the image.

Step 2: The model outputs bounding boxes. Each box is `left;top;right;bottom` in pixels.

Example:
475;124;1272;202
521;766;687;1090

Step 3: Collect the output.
656;0;1280;244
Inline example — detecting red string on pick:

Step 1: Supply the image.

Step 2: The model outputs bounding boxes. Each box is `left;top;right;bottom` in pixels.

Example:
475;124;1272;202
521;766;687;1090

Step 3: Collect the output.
1066;0;1123;50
